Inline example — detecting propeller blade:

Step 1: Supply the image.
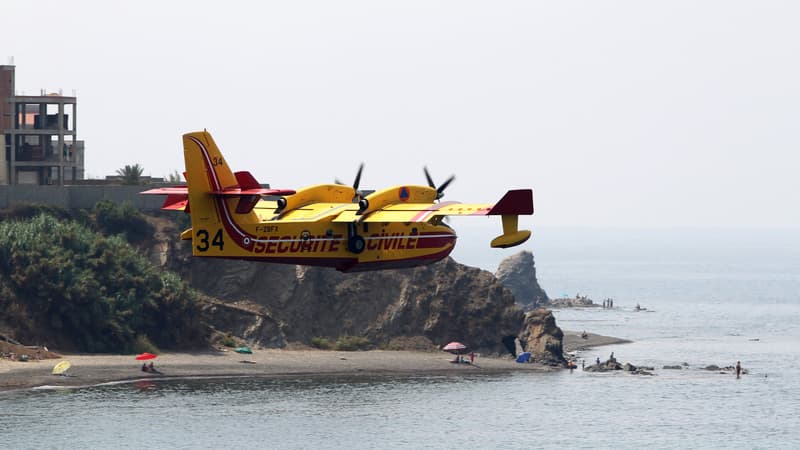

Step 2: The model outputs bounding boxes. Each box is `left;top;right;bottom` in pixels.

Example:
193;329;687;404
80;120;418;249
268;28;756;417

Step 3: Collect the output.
424;167;436;189
353;163;364;192
437;175;455;198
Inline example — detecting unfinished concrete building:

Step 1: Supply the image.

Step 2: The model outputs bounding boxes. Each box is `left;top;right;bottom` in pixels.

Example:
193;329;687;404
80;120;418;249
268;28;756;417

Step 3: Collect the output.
1;64;85;185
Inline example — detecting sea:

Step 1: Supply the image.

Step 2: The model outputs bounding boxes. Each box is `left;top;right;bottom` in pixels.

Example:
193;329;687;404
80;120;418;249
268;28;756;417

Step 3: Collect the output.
3;227;800;449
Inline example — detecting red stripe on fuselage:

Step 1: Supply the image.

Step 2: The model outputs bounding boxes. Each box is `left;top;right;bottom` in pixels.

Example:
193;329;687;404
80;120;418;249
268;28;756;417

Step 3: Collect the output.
189;136;257;251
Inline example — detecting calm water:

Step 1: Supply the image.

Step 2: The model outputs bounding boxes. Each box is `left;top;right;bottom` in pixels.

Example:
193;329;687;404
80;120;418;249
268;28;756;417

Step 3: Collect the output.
4;229;800;449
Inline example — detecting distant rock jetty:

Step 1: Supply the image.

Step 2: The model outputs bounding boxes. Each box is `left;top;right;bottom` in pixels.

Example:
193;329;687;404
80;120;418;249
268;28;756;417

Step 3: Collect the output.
495;252;613;310
547;295;599;308
583;355;654;376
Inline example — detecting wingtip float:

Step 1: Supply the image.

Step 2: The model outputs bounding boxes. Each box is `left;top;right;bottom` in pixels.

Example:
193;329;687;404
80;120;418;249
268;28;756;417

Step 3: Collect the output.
142;130;534;272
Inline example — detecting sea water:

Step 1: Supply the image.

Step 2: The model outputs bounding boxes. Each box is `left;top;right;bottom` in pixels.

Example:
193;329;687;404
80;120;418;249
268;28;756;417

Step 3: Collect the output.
3;228;800;449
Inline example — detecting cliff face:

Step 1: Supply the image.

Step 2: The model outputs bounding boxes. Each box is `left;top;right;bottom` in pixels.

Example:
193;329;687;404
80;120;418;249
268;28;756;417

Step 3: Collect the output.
185;254;524;355
495;251;549;307
149;218;563;358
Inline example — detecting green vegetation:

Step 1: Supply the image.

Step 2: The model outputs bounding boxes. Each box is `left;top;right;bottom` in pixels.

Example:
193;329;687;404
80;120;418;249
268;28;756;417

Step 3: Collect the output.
222;335;237;348
310;335;372;351
116;164;145;185
0;212;207;353
310;336;333;350
166;170;183;183
132;334;160;354
334;335;372;351
92;200;153;244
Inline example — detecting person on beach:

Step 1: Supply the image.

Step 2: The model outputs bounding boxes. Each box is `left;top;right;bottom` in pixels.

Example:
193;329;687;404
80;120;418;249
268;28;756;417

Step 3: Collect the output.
148;361;162;374
596;357;600;366
736;361;741;379
141;363;148;372
469;352;475;364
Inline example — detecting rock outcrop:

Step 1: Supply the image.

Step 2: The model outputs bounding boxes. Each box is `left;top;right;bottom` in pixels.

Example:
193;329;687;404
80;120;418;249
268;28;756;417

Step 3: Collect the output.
547;295;598;308
517;308;565;365
495;251;549;307
183;252;527;355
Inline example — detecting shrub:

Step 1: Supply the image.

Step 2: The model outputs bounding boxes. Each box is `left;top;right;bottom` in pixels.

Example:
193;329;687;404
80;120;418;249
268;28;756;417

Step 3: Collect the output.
334;335;372;351
92;200;153;244
132;335;160;354
222;335;237;348
0;213;207;352
310;336;332;350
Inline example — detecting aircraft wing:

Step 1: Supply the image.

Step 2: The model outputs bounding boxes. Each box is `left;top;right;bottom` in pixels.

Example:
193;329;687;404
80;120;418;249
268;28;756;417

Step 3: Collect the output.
141;186;296;196
330;201;491;223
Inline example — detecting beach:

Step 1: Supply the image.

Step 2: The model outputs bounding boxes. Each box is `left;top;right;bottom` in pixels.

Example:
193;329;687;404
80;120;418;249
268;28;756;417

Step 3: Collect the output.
0;331;629;392
0;349;548;392
562;330;632;353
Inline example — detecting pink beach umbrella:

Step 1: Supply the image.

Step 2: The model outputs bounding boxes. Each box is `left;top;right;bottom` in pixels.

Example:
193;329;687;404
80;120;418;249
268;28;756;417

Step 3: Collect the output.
135;352;158;361
442;342;468;355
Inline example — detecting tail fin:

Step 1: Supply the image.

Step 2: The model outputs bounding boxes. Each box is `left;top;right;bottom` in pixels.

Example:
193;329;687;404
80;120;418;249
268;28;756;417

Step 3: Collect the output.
183;131;257;255
183;130;238;196
143;130;295;255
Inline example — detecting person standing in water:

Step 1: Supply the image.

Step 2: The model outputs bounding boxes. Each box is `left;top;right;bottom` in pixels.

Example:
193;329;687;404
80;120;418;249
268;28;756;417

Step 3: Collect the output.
736;361;742;379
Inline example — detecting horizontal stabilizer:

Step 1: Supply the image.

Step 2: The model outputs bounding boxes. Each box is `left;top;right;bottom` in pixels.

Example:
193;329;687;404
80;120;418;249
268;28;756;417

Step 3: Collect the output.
162;194;189;211
210;187;296;196
235;171;261;190
488;189;533;215
142;184;295;213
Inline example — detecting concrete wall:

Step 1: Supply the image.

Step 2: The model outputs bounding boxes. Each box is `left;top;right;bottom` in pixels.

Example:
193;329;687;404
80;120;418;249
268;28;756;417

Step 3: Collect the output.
0;185;167;211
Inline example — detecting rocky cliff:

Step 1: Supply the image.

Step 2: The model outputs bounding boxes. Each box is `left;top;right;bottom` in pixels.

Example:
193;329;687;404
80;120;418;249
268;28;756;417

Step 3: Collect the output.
183;255;523;354
495;251;549;307
151;216;563;361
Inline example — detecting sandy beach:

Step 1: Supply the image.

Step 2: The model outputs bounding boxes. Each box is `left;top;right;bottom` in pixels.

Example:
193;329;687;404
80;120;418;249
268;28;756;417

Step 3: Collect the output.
0;331;630;392
0;349;550;392
563;330;632;353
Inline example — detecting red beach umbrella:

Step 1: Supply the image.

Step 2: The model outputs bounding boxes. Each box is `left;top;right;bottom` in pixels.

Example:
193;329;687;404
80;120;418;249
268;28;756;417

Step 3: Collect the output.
135;352;158;360
442;342;468;354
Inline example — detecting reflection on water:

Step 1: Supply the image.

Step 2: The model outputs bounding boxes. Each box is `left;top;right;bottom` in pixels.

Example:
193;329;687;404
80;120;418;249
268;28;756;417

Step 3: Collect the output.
3;364;800;449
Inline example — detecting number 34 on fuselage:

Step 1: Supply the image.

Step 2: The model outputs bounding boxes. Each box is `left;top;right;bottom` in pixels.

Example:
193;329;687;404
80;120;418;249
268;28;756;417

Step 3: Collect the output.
142;130;534;272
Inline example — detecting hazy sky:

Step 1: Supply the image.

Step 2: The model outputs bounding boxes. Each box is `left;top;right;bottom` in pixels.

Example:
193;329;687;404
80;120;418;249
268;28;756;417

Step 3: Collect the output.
4;1;800;232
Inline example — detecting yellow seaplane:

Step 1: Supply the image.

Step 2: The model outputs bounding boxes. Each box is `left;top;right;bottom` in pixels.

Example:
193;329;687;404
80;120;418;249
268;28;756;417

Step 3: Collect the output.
143;130;534;272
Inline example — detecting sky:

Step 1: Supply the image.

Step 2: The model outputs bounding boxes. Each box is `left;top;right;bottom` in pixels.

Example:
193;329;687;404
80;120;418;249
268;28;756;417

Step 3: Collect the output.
4;1;800;238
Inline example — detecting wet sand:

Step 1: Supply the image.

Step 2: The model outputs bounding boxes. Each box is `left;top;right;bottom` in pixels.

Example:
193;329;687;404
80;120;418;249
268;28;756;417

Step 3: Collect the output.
0;349;555;392
563;330;632;353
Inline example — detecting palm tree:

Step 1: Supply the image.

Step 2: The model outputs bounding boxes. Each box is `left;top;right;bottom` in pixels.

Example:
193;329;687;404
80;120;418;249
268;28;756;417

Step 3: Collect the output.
116;164;145;185
166;170;183;183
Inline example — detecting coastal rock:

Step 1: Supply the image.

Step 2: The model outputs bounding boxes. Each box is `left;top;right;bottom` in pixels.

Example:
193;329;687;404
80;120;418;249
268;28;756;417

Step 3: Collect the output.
584;359;653;375
517;308;565;365
547;296;598;308
185;254;526;355
495;251;549;307
663;365;683;370
201;300;288;348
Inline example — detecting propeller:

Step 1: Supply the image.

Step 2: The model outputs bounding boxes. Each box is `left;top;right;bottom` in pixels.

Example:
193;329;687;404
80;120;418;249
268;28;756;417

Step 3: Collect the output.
423;166;455;201
336;163;365;202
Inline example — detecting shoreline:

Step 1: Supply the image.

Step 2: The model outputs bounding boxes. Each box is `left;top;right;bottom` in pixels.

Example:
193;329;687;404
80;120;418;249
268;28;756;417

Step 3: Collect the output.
563;330;632;353
0;349;555;393
2;332;633;393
